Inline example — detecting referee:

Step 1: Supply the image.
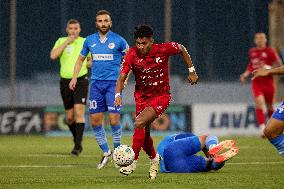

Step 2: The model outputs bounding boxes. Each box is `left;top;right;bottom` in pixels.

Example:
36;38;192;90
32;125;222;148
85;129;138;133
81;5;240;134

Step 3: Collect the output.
50;19;90;156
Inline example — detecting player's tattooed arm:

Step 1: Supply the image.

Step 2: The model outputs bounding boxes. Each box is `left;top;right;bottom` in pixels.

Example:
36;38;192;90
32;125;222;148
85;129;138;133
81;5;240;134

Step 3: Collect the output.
50;36;76;60
114;73;128;107
69;55;86;90
178;44;198;85
252;65;284;80
272;60;283;68
271;56;283;98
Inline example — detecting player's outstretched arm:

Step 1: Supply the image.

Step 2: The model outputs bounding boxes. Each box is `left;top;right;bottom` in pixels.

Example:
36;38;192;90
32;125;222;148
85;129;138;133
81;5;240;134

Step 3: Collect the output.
50;36;76;60
69;55;86;90
114;73;128;107
240;70;250;84
178;44;198;85
252;65;284;80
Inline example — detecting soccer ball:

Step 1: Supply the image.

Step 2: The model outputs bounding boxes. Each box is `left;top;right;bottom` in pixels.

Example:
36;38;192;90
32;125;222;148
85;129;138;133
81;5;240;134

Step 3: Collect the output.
113;145;135;167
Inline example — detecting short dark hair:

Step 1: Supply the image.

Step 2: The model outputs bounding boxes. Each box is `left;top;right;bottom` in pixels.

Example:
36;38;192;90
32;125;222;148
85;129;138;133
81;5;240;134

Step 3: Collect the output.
96;10;111;18
134;25;153;39
255;32;266;36
67;19;80;26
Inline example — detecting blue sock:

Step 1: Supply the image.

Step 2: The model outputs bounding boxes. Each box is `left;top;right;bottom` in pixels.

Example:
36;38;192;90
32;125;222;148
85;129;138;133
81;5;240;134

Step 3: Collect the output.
211;161;225;170
205;135;219;150
92;125;109;153
111;125;122;149
269;134;284;156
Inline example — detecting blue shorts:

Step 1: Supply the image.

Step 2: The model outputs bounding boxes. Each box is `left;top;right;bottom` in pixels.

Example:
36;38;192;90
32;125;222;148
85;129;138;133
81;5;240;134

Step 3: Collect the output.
88;80;121;114
272;102;284;121
158;133;197;173
158;133;207;173
163;136;207;173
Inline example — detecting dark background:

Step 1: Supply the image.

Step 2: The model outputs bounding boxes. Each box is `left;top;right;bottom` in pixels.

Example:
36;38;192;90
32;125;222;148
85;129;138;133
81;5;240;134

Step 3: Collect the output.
0;0;271;81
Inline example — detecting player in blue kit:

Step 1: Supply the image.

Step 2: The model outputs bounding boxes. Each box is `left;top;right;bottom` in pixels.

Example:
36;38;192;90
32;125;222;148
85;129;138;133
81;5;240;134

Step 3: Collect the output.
252;65;284;157
157;133;239;173
69;10;129;169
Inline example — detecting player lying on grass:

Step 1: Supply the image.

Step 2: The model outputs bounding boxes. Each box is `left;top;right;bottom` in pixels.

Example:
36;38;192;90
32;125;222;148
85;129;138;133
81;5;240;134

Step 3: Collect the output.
157;133;239;173
252;65;284;156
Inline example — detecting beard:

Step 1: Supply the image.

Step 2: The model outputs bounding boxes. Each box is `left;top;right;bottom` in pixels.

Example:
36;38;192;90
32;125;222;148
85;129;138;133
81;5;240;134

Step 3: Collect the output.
97;25;110;34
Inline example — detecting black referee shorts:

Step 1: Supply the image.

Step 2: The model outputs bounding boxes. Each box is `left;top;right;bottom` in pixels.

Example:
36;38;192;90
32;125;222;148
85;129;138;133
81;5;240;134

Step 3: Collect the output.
60;75;89;110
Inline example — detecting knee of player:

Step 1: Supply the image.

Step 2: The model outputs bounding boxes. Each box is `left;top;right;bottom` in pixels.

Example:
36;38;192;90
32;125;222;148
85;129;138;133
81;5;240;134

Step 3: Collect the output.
110;119;120;126
90;117;102;126
198;135;207;149
134;119;145;129
264;126;281;140
265;103;274;110
75;116;85;123
264;127;273;139
74;112;84;121
65;117;74;125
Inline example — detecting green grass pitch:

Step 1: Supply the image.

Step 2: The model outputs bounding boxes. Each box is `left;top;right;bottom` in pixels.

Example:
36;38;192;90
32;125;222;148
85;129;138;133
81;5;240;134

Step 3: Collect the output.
0;135;283;189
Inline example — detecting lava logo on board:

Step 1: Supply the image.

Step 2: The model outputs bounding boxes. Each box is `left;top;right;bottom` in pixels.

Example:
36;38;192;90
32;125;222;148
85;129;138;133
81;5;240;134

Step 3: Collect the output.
209;106;257;129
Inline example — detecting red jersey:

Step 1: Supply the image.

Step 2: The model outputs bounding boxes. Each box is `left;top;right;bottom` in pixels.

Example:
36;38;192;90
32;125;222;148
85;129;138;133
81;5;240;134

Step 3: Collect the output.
246;47;280;85
120;42;180;100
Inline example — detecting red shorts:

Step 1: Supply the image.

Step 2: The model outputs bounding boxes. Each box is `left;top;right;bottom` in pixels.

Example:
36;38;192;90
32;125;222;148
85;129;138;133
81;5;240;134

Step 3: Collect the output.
135;95;171;117
251;82;275;104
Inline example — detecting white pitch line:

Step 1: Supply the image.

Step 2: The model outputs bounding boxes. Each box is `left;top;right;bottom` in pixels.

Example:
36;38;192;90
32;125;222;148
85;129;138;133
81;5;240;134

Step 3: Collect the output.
26;154;280;161
227;161;284;165
0;165;75;168
26;154;98;158
0;161;283;168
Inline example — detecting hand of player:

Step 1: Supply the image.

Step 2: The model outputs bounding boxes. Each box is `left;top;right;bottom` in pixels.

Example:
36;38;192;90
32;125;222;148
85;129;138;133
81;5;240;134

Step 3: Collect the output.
188;72;198;85
252;68;270;80
240;74;247;84
114;96;122;107
69;78;77;91
67;35;76;44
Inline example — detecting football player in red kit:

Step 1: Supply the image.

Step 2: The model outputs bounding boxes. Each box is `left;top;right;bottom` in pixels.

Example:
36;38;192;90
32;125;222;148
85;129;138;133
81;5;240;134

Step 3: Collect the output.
240;33;282;136
114;25;198;179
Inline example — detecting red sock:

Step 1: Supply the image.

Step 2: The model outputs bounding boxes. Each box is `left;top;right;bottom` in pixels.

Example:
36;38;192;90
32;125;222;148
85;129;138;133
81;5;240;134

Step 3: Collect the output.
142;135;156;159
268;109;274;118
132;128;145;160
256;108;265;126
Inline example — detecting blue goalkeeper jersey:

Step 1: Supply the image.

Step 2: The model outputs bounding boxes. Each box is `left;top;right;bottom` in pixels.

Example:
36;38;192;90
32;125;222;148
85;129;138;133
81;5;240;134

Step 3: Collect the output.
80;30;128;80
